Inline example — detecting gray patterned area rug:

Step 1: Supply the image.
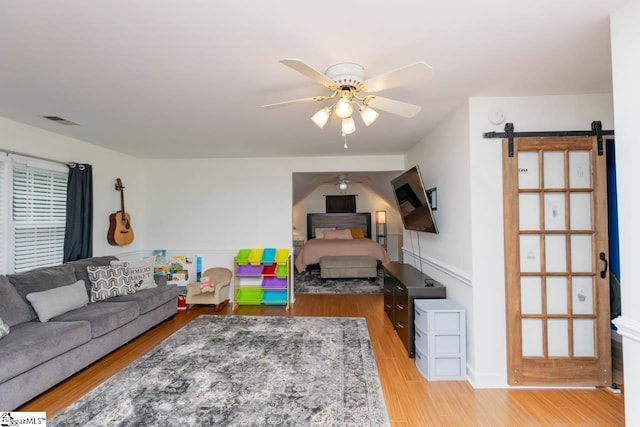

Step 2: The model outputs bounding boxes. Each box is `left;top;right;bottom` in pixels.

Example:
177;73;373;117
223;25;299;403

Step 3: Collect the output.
294;269;383;294
51;315;390;427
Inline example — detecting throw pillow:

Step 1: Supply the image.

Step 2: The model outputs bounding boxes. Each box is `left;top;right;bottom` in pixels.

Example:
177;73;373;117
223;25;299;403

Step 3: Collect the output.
314;227;336;239
0;317;9;339
323;228;353;239
110;258;156;291
350;228;365;239
87;265;134;302
26;280;89;323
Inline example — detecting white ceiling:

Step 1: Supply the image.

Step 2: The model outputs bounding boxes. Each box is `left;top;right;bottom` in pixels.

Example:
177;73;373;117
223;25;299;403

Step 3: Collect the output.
0;0;624;159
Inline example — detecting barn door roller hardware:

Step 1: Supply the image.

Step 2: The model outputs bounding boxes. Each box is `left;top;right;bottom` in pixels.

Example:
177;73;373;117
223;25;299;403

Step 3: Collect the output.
483;121;614;157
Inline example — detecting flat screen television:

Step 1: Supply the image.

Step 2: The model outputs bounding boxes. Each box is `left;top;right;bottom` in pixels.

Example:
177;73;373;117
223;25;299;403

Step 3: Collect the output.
390;166;439;234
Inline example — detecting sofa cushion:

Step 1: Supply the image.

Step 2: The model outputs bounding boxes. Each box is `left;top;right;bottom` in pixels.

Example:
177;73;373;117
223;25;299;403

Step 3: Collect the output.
0;275;33;327
0;320;92;383
7;264;77;321
26;280;89;322
111;258;156;291
105;284;178;314
87;265;135;302
53;301;139;338
0;317;9;339
66;256;118;295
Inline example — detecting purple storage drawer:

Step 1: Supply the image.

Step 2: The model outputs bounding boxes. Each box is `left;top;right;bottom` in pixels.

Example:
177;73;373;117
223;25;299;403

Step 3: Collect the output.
236;265;263;276
262;277;287;289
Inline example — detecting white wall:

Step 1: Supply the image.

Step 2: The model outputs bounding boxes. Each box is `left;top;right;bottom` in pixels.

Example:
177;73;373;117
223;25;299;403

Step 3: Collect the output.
0;117;145;258
610;1;640;424
402;100;476;372
293;182;403;261
402;94;614;387
468;94;614;387
0;116;405;272
138;155;405;269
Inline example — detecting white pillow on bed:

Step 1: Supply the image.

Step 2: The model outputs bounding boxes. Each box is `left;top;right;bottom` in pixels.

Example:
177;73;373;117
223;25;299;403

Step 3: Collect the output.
323;229;353;239
315;227;336;239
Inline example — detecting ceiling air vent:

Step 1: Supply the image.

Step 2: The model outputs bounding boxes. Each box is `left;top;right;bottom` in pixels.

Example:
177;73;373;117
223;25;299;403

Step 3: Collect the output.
42;116;79;126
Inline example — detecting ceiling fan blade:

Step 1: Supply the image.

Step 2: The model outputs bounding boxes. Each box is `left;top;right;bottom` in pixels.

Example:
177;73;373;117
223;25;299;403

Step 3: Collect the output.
280;58;336;89
261;96;330;109
366;96;422;118
360;62;433;93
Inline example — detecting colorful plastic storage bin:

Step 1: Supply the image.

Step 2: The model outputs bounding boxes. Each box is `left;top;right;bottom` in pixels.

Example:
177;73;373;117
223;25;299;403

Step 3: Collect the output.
262;290;287;305
275;264;288;279
248;249;263;266
262;277;287;290
262;264;276;275
235;249;251;266
236;265;262;276
237;277;262;287
261;248;276;266
235;288;263;305
275;249;289;265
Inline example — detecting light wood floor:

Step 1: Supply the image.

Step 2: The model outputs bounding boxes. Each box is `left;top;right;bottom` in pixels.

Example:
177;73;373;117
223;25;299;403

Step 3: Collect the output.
20;294;625;426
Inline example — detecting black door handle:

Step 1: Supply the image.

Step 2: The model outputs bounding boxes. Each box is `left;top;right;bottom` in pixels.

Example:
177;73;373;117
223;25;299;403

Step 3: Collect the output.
599;252;608;279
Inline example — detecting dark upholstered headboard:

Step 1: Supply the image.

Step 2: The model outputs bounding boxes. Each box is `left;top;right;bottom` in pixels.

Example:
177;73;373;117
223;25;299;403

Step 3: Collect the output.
306;213;372;240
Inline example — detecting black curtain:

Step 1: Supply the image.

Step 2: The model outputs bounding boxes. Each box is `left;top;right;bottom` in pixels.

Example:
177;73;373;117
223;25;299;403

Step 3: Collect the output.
326;195;356;213
63;163;93;262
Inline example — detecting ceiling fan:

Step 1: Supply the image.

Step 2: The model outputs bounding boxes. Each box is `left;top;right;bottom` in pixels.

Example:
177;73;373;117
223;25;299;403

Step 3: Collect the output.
337;175;350;191
261;58;433;137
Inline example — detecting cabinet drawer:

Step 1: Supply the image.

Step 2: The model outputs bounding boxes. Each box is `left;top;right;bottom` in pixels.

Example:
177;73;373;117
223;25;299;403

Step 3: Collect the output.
396;316;409;351
414;324;428;353
434;334;462;355
415;347;429;379
395;299;408;329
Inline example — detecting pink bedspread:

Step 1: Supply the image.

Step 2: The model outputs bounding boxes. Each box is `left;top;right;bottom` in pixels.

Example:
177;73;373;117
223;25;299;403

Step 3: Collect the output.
294;238;390;273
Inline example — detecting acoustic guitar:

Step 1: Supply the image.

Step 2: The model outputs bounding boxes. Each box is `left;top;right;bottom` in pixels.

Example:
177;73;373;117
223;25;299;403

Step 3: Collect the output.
107;178;134;246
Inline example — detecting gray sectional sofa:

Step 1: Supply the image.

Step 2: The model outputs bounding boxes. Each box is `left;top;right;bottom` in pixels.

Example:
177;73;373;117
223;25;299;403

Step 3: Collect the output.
0;256;178;410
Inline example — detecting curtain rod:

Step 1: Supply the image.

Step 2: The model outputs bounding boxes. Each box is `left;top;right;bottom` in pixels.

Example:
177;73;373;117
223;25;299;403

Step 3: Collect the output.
1;149;72;167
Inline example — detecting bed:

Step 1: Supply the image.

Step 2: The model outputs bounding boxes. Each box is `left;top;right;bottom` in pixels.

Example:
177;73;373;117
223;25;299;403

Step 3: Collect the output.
294;212;391;273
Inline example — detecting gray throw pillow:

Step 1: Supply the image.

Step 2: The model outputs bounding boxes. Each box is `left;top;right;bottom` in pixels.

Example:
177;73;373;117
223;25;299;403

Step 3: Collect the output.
0;317;9;339
0;275;33;327
26;280;89;323
87;265;134;302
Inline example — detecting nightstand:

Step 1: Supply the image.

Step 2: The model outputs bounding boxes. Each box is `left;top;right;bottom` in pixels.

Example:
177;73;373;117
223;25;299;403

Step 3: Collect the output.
293;238;305;256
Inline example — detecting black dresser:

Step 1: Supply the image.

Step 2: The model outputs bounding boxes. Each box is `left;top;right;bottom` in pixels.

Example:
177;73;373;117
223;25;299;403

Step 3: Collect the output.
383;262;446;357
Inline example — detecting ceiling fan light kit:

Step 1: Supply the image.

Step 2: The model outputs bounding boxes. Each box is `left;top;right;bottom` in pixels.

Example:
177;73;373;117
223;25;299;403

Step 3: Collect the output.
263;58;433;142
311;106;332;128
359;104;379;126
341;116;356;135
335;93;354;119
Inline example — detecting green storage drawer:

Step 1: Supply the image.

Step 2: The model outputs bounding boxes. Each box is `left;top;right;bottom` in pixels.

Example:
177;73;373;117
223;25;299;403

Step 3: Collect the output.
236;249;251;266
235;288;263;305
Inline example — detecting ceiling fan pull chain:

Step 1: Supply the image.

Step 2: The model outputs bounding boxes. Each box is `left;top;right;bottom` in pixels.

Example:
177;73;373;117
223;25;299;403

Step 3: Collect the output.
343;134;348;149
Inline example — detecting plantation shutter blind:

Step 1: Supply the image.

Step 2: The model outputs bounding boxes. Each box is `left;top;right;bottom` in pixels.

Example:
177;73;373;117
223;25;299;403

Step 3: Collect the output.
0;155;8;273
11;156;68;273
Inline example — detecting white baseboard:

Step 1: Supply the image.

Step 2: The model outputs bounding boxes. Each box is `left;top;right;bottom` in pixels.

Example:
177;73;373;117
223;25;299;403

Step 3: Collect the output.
466;364;509;388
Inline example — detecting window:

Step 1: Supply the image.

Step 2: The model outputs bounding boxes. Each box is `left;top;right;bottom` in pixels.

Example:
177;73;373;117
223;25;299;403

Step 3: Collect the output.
0;156;8;274
0;154;68;273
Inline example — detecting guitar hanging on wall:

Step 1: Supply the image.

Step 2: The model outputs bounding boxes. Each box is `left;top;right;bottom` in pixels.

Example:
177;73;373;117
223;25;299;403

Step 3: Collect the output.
107;178;134;246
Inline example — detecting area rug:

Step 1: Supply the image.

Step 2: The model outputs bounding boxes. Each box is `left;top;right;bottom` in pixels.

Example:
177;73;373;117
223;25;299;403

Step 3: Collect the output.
294;269;384;294
51;315;390;427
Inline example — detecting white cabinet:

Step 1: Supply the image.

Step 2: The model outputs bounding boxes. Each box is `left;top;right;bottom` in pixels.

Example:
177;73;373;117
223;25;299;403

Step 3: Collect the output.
414;299;466;381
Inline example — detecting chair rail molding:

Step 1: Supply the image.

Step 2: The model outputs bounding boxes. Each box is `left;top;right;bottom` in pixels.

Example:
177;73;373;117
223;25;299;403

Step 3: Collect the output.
612;316;640;343
402;249;472;287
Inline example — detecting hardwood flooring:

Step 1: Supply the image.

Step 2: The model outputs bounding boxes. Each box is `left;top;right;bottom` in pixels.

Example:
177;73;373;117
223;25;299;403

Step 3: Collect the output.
20;294;625;426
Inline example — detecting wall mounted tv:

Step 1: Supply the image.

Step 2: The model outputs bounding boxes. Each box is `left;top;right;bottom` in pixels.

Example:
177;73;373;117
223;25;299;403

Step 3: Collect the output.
390;165;439;234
